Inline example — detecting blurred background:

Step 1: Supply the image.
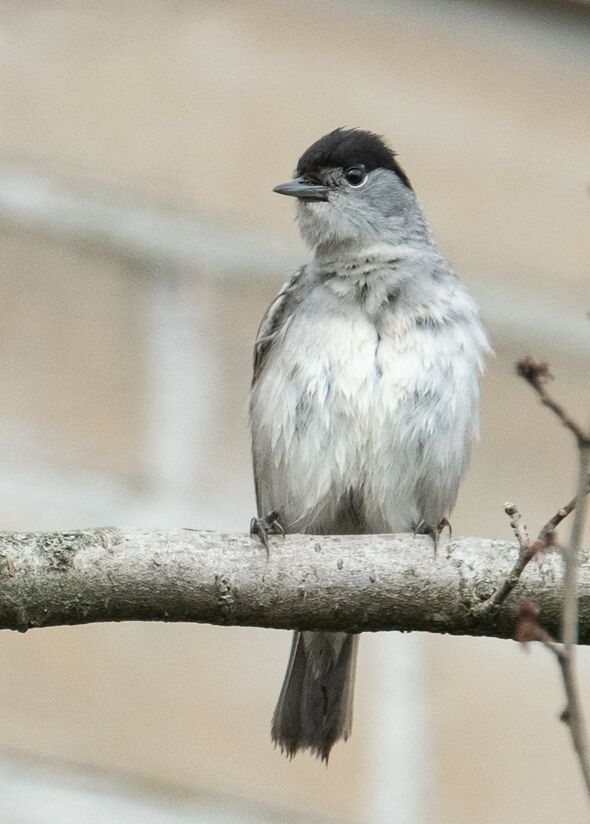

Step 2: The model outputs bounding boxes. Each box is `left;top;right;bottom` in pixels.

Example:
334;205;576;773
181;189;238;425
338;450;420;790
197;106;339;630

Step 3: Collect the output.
1;0;589;821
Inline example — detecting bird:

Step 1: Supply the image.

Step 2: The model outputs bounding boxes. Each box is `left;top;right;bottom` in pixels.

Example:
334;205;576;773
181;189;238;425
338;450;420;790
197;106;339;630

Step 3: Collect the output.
249;127;490;762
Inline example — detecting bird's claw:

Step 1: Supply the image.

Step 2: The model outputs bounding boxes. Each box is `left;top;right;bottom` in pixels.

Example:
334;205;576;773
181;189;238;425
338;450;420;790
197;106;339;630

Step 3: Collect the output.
250;510;285;556
413;517;452;554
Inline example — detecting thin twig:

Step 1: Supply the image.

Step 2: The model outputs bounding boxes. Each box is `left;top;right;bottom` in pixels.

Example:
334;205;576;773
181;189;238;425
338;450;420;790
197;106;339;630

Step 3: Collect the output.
515;602;565;660
473;489;588;616
515;603;573;724
516;357;590;447
472;503;531;615
516;355;590;798
530;491;582;554
505;501;530;551
515;590;590;795
560;439;590;794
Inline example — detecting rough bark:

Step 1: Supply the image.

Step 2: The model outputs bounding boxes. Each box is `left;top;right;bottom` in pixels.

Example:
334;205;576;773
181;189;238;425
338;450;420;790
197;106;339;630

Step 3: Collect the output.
0;528;588;641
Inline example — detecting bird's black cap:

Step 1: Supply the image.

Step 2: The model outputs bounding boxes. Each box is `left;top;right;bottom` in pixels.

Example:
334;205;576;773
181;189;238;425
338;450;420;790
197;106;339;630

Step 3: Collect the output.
296;128;412;190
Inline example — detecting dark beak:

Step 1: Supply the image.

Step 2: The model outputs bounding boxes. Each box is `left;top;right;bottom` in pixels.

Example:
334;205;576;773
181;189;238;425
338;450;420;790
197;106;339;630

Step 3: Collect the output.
273;176;330;202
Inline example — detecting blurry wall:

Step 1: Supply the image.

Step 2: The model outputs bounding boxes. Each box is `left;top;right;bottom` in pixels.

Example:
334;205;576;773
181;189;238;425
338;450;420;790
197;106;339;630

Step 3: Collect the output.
0;1;589;822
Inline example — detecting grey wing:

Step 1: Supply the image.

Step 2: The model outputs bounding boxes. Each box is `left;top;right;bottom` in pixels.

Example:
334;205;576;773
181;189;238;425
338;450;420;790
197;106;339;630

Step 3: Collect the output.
252;270;303;386
251;269;303;517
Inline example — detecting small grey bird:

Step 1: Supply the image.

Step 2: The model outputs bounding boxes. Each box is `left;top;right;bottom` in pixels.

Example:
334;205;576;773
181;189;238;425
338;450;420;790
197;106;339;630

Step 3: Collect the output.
249;128;489;761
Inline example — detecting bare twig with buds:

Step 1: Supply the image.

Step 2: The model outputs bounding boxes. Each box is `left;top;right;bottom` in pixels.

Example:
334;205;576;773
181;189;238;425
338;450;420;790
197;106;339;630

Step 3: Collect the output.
473;488;589;617
516;356;590;448
513;356;590;798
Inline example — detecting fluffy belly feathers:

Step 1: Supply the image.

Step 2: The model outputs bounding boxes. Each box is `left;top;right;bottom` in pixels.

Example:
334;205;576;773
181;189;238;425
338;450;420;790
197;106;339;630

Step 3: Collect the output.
251;310;475;534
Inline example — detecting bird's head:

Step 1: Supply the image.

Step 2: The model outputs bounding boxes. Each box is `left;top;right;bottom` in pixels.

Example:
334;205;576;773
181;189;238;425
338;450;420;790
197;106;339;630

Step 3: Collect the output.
273;128;417;253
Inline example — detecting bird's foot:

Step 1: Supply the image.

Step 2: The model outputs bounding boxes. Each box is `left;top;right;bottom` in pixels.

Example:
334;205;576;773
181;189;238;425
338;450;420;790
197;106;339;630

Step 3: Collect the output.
413;518;452;554
438;517;452;539
250;510;285;556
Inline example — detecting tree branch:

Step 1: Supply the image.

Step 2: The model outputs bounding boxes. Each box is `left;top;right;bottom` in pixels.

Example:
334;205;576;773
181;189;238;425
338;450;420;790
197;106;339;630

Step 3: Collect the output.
0;528;589;640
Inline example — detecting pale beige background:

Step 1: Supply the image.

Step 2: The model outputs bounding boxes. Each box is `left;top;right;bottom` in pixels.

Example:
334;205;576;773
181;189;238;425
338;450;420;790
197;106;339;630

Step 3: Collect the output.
0;1;589;822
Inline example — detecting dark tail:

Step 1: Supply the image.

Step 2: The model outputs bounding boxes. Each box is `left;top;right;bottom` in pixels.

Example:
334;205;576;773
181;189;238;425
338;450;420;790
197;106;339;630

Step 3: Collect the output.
271;630;359;762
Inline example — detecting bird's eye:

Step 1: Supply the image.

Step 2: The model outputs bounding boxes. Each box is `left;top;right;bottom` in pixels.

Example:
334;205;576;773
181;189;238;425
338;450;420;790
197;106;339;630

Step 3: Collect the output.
344;166;366;186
